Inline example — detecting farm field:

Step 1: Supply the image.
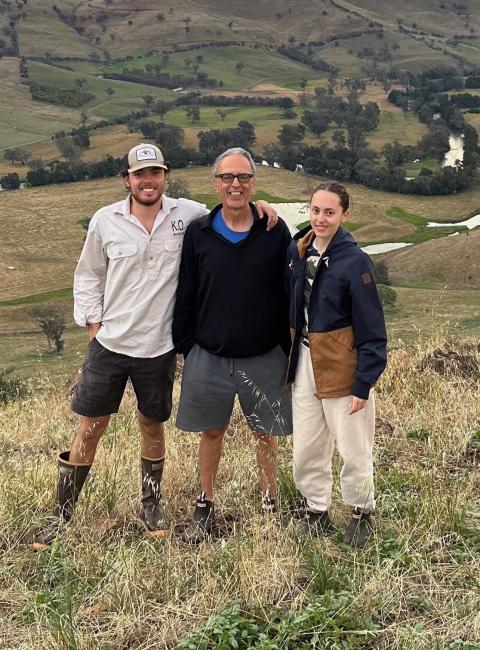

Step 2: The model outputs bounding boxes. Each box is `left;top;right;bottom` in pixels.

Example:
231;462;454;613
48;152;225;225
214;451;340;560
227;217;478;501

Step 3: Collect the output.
0;329;479;648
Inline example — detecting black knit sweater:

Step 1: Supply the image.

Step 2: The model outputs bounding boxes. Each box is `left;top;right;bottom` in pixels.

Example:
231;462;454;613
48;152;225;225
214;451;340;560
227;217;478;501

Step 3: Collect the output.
172;203;291;358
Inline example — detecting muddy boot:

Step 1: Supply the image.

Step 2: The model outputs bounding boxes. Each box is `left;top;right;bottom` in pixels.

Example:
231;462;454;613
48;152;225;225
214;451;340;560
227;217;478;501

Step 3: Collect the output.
139;458;168;535
34;451;91;548
344;508;374;548
181;491;214;544
261;489;277;514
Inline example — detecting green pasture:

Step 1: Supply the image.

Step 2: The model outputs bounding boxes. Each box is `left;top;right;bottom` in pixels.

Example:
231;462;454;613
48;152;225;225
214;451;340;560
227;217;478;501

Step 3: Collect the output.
27;60;173;119
105;45;323;91
367;111;428;150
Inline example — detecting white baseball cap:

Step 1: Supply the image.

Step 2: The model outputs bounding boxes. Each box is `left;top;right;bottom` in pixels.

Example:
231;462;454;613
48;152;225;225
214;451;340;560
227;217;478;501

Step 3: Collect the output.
126;143;169;172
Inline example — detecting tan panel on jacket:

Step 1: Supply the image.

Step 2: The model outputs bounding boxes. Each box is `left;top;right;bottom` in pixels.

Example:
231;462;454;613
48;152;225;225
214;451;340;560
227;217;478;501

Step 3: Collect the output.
308;326;357;398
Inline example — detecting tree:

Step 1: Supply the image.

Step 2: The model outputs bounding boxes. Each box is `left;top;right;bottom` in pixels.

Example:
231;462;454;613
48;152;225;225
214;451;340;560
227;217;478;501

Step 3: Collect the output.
105;86;114;97
152;99;171;120
372;260;390;285
28;307;66;353
56;137;81;162
278;123;305;146
332;130;346;148
378;284;397;307
216;108;227;122
72;126;91;149
237;120;256;147
143;94;154;108
185;105;200;124
167;177;191;199
235;62;244;74
0;172;20;189
4;147;30;165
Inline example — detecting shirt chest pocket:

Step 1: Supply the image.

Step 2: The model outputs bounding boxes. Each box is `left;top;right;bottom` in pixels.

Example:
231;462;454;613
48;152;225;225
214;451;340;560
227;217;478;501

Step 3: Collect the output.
106;243;139;279
148;238;182;275
107;243;138;260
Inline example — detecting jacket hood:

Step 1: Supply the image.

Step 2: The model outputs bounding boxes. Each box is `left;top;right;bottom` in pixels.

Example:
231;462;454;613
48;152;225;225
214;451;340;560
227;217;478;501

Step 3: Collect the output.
293;225;357;259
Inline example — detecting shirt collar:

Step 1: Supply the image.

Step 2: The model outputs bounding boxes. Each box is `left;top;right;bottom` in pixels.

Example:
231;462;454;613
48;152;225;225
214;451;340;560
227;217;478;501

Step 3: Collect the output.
116;194;179;220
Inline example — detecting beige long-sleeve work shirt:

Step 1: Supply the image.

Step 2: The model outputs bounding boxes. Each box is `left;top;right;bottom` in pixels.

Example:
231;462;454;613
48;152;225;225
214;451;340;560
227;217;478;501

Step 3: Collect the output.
73;195;208;358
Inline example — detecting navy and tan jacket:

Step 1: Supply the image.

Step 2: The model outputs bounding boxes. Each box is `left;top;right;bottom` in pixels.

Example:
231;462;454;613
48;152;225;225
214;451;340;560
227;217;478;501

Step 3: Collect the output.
287;226;387;399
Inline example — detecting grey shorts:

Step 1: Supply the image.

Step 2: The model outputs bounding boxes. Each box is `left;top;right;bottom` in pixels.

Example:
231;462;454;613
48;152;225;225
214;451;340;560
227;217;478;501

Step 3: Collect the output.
176;344;292;436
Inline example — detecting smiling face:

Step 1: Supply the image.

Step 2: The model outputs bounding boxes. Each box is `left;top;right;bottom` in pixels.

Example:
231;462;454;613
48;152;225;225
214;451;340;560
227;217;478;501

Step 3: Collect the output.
309;189;348;246
124;167;167;208
214;153;256;212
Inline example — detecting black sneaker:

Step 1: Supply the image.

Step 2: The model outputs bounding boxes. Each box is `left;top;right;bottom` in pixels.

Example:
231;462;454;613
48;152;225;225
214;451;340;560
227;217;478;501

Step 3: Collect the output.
261;489;277;514
181;491;214;544
343;508;374;548
299;509;334;536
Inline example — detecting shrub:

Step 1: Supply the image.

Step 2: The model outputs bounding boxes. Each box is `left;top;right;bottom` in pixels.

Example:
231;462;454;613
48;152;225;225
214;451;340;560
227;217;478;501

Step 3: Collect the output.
0;370;29;404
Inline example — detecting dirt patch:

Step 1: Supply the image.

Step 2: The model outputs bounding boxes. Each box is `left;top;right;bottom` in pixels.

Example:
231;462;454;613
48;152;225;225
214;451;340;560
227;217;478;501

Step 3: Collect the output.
249;83;301;100
419;346;480;379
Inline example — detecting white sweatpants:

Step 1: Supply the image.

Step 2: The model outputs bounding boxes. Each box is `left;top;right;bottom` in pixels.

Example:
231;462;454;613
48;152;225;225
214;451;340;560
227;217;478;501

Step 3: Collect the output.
292;344;375;513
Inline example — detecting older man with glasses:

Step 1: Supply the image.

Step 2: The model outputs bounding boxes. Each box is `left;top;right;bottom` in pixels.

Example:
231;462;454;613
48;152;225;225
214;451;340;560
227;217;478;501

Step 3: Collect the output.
173;147;293;543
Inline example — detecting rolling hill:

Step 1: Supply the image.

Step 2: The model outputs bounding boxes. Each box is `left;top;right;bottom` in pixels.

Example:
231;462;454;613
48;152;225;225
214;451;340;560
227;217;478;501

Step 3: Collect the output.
384;228;480;289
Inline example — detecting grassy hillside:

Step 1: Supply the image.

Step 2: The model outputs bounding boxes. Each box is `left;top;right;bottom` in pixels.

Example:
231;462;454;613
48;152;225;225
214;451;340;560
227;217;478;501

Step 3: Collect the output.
385;229;480;290
0;58;80;150
0;168;479;381
5;0;479;64
0;336;479;648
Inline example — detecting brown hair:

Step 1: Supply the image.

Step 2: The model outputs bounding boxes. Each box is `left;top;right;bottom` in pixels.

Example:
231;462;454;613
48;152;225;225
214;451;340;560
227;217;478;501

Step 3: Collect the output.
309;181;350;212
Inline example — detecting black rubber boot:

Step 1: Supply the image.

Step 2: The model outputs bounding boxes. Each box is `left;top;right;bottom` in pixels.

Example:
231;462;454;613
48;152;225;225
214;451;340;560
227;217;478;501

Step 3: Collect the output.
181;491;214;544
261;489;277;514
299;508;334;536
139;457;167;533
343;508;374;548
34;451;91;547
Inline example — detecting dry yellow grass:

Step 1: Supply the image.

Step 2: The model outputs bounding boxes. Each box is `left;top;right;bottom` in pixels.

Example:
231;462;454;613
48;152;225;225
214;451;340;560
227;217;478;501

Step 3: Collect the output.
386;229;480;289
0;336;479;648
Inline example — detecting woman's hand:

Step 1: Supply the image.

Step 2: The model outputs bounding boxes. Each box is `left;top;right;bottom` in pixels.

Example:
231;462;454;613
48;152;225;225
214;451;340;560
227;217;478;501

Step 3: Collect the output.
349;396;367;415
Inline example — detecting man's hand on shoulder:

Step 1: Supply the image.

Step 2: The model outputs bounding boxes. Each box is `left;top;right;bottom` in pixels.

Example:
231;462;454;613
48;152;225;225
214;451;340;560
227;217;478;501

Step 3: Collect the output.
255;200;278;231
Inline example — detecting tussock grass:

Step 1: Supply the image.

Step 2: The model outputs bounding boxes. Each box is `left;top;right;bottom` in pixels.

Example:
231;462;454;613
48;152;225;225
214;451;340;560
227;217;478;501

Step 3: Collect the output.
0;338;479;648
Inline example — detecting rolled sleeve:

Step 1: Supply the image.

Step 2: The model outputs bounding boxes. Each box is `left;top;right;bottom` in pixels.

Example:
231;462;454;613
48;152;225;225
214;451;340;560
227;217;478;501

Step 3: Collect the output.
73;219;107;327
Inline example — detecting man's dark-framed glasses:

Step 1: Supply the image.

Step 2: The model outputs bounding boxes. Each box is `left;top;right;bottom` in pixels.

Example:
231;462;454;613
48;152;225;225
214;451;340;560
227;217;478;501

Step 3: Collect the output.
215;173;255;184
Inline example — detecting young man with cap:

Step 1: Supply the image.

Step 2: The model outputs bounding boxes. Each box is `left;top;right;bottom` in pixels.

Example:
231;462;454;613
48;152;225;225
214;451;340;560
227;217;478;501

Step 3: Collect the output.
34;143;277;546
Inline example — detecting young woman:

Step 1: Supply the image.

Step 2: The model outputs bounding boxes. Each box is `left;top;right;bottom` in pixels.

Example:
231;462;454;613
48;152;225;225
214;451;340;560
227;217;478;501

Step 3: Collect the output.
286;182;387;547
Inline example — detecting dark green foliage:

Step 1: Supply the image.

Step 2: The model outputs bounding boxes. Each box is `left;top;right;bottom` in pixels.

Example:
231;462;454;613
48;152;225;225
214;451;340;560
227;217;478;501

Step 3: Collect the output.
104;68;219;89
378;284;397;308
26;156;123;186
0;172;20;189
372;260;390;285
198;121;256;163
28;81;95;107
71;126;90;150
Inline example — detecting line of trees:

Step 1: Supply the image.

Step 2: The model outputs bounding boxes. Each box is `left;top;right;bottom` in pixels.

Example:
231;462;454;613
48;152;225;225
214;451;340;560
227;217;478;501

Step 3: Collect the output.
104;69;220;90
